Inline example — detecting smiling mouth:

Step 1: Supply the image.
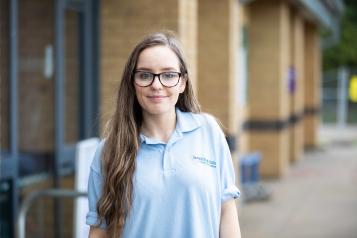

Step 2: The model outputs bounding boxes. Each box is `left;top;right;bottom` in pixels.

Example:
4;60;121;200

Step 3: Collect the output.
147;95;167;99
147;95;167;102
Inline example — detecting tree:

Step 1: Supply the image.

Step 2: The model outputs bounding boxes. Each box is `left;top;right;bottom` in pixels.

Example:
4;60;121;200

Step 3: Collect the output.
323;0;357;70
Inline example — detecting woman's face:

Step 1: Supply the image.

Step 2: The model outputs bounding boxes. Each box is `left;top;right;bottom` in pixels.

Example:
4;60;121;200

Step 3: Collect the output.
134;45;186;117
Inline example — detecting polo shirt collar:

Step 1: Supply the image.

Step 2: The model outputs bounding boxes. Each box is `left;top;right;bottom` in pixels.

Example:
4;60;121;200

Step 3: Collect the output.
139;107;201;144
175;107;201;133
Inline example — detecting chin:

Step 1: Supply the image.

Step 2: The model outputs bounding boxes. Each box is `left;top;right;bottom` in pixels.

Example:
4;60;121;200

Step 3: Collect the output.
143;105;174;116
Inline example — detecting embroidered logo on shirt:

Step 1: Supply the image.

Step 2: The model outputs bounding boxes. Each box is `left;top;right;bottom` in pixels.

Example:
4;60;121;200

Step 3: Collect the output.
192;156;216;168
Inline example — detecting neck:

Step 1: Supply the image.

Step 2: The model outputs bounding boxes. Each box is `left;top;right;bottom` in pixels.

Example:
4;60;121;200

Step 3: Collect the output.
141;109;177;143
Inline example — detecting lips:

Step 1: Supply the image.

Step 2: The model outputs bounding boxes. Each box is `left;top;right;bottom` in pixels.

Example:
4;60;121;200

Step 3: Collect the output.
148;95;166;98
147;95;167;102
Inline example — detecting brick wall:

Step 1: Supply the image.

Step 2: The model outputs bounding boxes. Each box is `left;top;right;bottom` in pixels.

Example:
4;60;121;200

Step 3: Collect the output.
248;0;290;121
289;8;305;162
178;0;198;91
247;0;291;177
197;0;240;133
304;22;320;148
198;0;230;125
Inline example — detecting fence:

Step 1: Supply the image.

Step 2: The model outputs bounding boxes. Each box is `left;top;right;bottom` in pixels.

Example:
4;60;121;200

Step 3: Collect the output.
321;67;357;125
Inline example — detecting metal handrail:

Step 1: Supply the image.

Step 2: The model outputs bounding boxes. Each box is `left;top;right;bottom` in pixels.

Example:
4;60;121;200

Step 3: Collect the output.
16;189;87;238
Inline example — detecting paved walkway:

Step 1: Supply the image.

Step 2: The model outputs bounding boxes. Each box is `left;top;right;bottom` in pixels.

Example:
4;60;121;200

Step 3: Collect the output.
239;125;357;238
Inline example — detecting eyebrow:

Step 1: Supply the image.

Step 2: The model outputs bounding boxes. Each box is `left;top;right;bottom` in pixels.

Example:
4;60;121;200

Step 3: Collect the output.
136;67;179;71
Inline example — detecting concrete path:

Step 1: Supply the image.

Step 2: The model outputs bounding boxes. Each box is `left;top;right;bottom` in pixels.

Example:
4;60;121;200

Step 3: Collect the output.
239;125;357;238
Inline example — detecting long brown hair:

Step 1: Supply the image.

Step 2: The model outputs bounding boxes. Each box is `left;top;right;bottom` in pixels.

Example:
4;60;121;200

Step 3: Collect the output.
97;31;201;237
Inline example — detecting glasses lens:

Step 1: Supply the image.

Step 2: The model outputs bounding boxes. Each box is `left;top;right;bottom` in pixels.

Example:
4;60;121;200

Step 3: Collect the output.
135;72;153;86
160;72;180;87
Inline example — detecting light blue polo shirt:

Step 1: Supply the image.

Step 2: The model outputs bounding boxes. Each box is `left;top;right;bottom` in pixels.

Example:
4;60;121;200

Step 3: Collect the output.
86;108;240;238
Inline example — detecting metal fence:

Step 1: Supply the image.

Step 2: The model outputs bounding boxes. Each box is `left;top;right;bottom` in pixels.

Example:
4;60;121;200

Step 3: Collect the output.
17;189;87;238
321;67;357;125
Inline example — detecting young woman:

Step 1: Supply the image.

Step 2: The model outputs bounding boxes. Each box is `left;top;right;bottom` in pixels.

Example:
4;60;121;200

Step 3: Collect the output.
87;32;241;238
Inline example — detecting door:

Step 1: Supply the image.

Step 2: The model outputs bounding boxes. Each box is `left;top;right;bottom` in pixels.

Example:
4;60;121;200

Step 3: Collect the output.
54;0;98;236
54;0;99;184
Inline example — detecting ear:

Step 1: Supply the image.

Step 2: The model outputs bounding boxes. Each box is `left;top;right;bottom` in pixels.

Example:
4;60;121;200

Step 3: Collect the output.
179;76;187;93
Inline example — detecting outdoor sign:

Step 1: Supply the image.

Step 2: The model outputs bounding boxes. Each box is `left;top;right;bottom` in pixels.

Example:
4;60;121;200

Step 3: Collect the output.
288;66;296;94
74;138;100;238
349;75;357;102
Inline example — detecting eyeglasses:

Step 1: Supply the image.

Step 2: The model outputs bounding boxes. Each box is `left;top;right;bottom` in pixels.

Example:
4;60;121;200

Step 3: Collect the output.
134;71;182;88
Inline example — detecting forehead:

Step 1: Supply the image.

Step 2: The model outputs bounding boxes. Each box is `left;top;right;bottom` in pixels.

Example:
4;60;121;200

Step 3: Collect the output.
136;45;180;70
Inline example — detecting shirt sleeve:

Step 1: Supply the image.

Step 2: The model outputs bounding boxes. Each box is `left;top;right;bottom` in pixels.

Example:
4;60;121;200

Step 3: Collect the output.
204;114;240;203
219;137;240;203
86;140;107;229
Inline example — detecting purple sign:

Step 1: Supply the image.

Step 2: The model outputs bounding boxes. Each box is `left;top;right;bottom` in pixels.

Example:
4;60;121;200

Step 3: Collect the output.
288;66;296;94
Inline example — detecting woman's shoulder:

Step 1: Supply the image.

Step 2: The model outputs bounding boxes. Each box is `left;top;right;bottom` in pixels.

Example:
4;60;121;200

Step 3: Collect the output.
90;139;106;174
191;112;224;134
176;108;224;135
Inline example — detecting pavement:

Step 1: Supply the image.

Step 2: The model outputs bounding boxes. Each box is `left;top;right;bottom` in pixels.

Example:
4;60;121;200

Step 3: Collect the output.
238;124;357;238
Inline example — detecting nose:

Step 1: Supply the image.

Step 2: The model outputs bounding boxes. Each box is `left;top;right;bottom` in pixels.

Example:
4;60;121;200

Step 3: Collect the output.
150;75;162;89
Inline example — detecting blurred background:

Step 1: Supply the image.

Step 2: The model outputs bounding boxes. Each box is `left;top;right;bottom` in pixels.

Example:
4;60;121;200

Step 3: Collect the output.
0;0;356;237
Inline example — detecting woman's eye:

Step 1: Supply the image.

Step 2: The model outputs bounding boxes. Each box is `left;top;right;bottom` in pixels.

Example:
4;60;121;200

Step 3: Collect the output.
139;73;151;80
162;73;175;79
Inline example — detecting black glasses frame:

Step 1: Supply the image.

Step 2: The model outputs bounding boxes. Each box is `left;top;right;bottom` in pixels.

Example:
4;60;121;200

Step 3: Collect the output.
134;71;182;88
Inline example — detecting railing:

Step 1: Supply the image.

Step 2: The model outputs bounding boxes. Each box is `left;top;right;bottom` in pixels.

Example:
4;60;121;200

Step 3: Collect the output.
16;189;87;238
